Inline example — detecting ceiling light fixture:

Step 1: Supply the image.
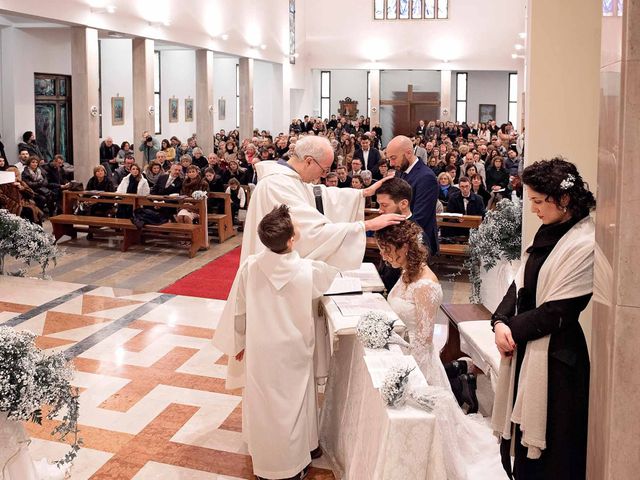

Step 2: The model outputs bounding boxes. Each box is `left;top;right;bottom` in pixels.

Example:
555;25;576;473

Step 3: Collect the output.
260;44;267;50
514;44;524;50
91;5;116;14
518;32;526;39
221;34;229;41
511;53;525;59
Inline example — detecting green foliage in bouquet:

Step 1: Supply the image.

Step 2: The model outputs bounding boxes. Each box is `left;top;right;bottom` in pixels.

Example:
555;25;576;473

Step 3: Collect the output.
464;199;522;303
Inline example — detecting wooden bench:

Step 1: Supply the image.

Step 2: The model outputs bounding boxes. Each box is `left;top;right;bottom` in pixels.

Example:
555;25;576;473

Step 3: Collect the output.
439;303;492;364
437;214;483;257
136;195;209;258
207;192;235;243
50;192;139;251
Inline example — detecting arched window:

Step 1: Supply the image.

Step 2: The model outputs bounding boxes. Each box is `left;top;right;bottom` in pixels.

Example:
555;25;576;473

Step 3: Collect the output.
374;0;448;20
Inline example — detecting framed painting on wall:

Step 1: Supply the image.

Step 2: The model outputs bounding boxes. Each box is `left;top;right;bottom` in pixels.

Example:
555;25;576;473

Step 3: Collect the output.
479;104;496;123
169;97;179;123
111;96;124;125
185;98;194;122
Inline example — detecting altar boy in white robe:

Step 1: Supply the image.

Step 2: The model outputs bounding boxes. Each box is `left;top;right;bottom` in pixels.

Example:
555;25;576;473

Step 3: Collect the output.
214;136;403;389
232;205;338;480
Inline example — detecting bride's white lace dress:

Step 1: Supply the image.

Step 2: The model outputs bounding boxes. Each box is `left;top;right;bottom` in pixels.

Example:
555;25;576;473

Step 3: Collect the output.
388;277;507;480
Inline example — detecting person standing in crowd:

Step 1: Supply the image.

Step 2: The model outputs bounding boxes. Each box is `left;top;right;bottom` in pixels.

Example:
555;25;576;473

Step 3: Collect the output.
386;135;439;255
492;158;596;480
138;132;159;164
99;137;120;173
17;131;43;160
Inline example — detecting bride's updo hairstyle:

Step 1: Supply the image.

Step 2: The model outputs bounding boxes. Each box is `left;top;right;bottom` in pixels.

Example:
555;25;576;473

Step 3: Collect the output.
375;221;427;284
522;157;596;219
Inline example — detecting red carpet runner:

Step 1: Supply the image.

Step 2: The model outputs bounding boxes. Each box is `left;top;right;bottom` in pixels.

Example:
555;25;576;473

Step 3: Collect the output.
161;247;241;300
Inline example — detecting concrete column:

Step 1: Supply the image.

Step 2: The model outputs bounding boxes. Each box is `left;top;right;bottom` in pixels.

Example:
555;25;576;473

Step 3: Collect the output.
589;1;640;478
132;38;154;163
369;69;381;128
238;57;254;140
439;69;452;122
195;49;214;155
71;27;100;184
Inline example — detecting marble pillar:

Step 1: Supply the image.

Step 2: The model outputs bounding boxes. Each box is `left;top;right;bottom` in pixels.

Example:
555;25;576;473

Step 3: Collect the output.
589;0;640;478
369;69;381;130
439;70;452;122
132;38;154;163
70;27;100;184
195;49;214;155
523;0;601;346
238;58;254;140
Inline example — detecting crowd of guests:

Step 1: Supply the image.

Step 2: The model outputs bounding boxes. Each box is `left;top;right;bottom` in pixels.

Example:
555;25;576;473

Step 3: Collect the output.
0;115;523;230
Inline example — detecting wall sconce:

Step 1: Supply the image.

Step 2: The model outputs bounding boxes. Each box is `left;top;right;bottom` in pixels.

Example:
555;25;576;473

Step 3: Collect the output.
441;108;449;116
371;107;378;113
249;105;254;112
90;106;99;117
208;105;214;113
148;106;155;116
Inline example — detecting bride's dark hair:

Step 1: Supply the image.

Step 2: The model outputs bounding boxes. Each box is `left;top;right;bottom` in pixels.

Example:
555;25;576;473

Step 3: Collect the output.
375;221;427;284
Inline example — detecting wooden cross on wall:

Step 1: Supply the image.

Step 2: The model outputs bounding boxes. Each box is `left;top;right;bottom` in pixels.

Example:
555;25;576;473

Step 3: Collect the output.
380;84;441;136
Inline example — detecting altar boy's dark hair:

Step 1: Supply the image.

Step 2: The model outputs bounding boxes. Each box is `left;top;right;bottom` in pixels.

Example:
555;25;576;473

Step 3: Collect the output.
258;205;295;254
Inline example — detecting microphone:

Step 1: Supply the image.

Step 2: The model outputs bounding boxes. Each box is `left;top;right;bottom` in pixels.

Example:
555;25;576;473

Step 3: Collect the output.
313;186;324;215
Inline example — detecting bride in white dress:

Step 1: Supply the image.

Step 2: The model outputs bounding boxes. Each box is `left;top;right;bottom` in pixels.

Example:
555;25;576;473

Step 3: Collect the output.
376;222;507;480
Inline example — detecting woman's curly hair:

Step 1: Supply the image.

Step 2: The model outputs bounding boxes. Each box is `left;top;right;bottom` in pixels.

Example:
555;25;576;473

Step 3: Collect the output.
374;221;427;284
522;157;596;220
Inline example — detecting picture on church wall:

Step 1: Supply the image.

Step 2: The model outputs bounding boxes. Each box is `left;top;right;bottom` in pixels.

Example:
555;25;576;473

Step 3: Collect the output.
111;97;125;126
218;98;226;120
479;104;496;123
169;98;179;123
185;98;194;122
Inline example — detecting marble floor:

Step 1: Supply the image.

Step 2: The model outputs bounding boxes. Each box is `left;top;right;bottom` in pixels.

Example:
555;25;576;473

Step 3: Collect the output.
1;231;473;479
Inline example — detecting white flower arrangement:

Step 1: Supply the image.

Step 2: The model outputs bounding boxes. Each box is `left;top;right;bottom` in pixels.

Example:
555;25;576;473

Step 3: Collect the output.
356;311;410;350
380;364;415;407
191;190;208;200
560;174;576;190
464;199;522;303
0;209;60;277
0;327;81;466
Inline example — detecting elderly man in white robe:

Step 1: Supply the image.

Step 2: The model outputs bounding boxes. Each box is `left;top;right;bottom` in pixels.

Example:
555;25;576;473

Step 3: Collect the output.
213;136;403;460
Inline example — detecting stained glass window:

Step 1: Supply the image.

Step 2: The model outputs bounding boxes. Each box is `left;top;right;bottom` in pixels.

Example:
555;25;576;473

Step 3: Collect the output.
387;0;397;19
424;0;436;19
617;0;623;16
289;0;296;64
374;0;385;19
602;0;614;16
412;0;422;18
437;0;448;19
399;0;410;19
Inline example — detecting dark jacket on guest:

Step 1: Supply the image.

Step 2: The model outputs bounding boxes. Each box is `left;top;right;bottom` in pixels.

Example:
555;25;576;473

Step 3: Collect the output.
438;185;460;205
99;143;120;163
337;176;352;188
446;191;485;217
86;176;115;192
17;141;43;160
151;174;183;195
400;159;439;255
486;166;510;191
42;163;68;190
353;147;381;174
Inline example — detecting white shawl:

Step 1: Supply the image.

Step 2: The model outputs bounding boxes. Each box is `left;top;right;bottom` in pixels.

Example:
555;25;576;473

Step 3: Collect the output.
491;216;595;459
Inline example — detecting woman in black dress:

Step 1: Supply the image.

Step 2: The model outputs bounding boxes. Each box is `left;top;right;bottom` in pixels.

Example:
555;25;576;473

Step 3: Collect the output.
491;158;596;479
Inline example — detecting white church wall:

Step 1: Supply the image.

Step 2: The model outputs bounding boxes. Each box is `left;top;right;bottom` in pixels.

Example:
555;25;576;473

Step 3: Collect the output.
253;60;276;134
160;50;197;144
329;70;368;119
212;57;239;134
99;39;134;144
304;0;525;72
452;71;512;125
0;27;72;162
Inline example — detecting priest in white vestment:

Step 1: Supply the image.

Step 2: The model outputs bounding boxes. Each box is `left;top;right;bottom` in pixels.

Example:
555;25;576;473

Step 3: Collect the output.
214;136;403;389
231;205;338;479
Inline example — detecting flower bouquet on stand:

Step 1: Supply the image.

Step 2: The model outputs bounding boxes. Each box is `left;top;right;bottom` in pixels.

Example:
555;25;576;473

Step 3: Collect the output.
0;209;60;277
355;311;409;350
0;327;81;478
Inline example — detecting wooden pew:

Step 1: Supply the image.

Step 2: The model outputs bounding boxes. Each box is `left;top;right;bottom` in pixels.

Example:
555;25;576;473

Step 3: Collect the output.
439;303;492;363
135;195;209;258
207;192;235;243
437;214;483;257
50;191;139;251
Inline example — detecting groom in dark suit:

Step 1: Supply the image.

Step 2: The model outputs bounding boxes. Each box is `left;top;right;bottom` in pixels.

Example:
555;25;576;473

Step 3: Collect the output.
386;135;439;255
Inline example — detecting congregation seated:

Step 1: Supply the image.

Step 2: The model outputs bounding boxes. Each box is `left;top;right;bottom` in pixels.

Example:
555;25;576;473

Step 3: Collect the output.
192;147;208;170
138;132;159;163
116;141;132;161
442;176;485;239
112;156;135;188
21;156;52;214
0;157;8;170
485;156;510;191
0;166;43;224
226;177;246;225
470;173;492;206
160;138;176;164
336;165;352;188
41;154;72;215
17;130;44;160
437;172;459;206
144;161;163;189
222;159;248;184
151;163;183;196
203;167;225;193
115;162;149;218
99;136;120;173
176;165;209;224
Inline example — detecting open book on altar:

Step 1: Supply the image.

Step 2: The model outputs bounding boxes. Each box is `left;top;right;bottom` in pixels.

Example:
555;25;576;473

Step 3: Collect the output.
331;292;399;318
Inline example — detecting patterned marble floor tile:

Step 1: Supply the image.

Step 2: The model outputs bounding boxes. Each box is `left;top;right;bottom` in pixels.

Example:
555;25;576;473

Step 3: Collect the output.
132;462;246;480
28;438;114;480
139;296;226;329
0;276;85;305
